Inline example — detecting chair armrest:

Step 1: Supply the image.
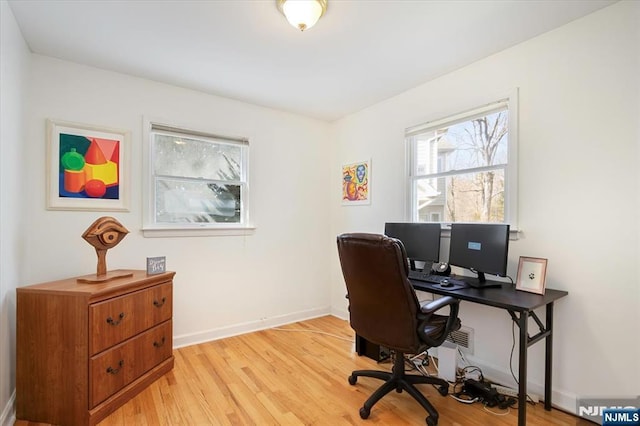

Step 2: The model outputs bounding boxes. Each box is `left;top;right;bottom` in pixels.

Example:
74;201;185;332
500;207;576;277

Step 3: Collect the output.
417;296;461;348
419;296;458;315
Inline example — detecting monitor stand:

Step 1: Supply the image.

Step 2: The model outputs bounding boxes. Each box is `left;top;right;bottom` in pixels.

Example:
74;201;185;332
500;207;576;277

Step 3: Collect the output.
408;259;433;274
463;272;503;289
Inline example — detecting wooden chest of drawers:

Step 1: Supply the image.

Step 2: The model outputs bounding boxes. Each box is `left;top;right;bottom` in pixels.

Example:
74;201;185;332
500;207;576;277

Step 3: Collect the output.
16;270;175;426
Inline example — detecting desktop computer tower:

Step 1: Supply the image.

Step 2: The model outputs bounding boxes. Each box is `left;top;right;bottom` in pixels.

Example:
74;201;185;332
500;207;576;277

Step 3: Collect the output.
355;335;389;362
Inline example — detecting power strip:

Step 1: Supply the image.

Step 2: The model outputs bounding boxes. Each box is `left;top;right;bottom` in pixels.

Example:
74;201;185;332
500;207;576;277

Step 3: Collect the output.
491;384;540;403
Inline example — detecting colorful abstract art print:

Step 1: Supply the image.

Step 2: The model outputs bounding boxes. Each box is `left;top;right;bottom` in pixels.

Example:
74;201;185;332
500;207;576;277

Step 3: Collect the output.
342;160;370;205
46;119;130;211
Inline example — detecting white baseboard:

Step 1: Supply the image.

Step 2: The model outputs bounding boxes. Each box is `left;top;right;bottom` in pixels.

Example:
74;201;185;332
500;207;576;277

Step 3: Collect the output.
330;307;348;321
173;306;332;349
1;390;15;426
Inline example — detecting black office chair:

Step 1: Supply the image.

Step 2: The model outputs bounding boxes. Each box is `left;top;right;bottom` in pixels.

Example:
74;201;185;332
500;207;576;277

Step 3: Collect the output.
336;233;461;426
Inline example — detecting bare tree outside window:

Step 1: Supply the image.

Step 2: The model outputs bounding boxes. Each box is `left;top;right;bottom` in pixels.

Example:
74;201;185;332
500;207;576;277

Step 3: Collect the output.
407;97;516;226
446;111;508;222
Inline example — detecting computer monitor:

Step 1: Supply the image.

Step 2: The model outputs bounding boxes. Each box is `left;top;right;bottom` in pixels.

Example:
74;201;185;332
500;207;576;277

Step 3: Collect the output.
384;222;441;271
448;223;510;288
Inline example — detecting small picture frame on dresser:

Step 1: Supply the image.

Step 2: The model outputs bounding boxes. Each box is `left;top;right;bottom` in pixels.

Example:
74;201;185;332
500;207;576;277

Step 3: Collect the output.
147;256;166;275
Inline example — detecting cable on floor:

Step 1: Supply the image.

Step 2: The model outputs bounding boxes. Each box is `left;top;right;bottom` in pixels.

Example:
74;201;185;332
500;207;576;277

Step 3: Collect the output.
483;405;512;416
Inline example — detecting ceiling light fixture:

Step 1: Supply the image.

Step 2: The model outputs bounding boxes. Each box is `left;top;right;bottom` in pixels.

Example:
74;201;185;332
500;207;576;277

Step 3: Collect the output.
277;0;327;32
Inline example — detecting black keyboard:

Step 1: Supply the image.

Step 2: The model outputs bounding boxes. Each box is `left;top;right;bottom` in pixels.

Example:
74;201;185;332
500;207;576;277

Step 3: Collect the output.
408;271;450;284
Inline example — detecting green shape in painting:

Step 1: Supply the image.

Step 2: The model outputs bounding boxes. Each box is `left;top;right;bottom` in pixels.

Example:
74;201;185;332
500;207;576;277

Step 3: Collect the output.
61;148;85;171
59;133;90;173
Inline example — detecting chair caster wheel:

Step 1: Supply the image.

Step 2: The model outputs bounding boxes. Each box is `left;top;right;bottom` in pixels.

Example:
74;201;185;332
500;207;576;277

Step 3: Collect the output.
426;415;438;426
359;406;370;419
348;375;357;385
438;384;449;396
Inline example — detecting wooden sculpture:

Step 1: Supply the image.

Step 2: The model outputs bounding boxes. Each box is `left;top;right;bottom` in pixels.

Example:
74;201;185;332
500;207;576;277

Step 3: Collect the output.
78;216;132;283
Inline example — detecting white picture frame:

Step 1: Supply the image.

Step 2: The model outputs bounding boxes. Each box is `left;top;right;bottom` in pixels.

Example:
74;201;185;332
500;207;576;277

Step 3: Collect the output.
515;256;548;295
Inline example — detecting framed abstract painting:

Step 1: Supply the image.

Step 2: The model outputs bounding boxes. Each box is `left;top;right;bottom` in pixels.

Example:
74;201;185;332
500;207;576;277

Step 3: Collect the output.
342;159;370;205
46;119;130;211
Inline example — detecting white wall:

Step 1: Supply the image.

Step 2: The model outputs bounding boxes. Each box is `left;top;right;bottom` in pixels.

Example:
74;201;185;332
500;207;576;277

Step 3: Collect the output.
331;0;639;414
0;1;30;424
21;55;332;346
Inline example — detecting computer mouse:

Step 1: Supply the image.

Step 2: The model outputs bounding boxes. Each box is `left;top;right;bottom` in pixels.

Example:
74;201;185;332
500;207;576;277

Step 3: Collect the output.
441;280;453;288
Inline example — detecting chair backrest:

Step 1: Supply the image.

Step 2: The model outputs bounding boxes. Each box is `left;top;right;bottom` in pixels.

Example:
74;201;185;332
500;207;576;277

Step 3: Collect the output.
336;233;423;353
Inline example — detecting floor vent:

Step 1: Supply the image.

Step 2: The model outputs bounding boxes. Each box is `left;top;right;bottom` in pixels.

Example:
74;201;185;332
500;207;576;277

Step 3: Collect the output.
446;326;474;354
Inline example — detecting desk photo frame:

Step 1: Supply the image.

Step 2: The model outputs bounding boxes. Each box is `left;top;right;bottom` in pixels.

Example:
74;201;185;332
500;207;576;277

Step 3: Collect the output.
516;256;548;295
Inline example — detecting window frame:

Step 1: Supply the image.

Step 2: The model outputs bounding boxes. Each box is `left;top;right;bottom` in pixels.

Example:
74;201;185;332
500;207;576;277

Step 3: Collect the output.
142;118;254;237
405;90;519;231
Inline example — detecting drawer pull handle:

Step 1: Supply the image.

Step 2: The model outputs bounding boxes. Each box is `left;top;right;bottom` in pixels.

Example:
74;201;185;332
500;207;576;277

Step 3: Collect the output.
153;336;166;348
153;297;166;307
106;360;124;375
106;312;125;326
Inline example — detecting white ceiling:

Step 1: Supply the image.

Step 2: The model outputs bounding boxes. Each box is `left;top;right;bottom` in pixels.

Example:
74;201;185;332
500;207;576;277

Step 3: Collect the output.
8;0;616;122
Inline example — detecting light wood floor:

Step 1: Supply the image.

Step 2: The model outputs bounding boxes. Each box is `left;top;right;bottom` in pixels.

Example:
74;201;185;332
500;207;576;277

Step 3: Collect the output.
17;316;591;425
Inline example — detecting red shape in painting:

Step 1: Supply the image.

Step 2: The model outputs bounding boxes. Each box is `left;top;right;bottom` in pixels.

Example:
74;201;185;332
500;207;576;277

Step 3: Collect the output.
92;138;119;163
85;179;107;197
84;139;107;165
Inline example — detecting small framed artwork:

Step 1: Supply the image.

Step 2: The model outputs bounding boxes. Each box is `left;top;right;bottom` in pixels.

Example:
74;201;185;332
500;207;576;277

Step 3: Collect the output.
342;159;370;205
46;119;130;211
516;256;548;295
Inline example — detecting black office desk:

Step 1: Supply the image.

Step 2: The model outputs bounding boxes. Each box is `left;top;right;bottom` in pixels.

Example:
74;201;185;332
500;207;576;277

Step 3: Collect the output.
411;278;568;426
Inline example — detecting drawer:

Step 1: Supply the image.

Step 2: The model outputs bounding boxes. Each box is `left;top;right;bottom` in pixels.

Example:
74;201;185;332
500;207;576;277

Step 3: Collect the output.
89;320;172;408
90;282;172;355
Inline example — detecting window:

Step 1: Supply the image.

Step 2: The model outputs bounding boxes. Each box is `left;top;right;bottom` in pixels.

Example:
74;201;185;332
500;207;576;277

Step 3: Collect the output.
143;120;251;237
406;93;518;227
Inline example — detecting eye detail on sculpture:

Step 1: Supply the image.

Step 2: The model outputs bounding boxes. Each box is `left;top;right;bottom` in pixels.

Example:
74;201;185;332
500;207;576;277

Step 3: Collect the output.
98;230;119;246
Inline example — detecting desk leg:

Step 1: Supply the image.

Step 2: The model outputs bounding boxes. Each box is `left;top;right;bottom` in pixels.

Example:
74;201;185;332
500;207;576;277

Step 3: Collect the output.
518;311;528;426
544;302;554;411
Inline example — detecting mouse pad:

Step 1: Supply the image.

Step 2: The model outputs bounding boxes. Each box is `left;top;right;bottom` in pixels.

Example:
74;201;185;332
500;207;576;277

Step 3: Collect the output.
433;282;468;290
